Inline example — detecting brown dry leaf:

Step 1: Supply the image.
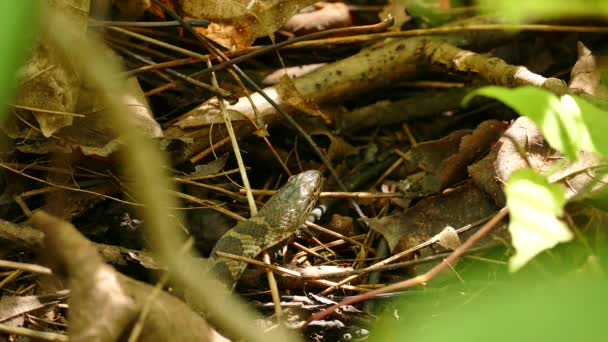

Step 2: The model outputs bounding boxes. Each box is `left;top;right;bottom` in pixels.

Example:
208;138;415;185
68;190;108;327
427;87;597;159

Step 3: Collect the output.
326;214;354;237
368;181;499;253
29;210;219;342
399;130;470;196
470;117;608;207
14;0;89;138
313;131;357;162
406;130;470;173
65;76;163;156
179;0;318;49
400;120;506;196
276;74;331;123
297;114;357;162
569;41;608;97
470;117;552;206
5;76;161;157
8;2;162;157
188;153;229;178
440;120;508;188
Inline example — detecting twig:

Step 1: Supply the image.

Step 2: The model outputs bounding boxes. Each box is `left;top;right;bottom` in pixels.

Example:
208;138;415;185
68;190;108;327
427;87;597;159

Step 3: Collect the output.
263;253;284;319
115;46;234;99
214;251;301;278
0;323;67;342
105;26;209;61
89;18;209;28
213;251;368;292
10;104;85;117
45;11;292;340
172;190;246;222
151;0;373;220
0;259;51;275
186;18;395;80
318;212;496;295
304;207;509;327
291;241;332;263
241;189;403;199
123;57;200;77
287;23;608;48
311;244;501;278
306;221;374;254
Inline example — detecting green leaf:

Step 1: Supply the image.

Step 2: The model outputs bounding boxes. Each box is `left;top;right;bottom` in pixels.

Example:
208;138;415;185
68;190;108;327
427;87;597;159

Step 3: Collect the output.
476;0;608;23
464;86;608;160
569;95;608;157
0;1;41;122
505;168;572;272
464;86;586;159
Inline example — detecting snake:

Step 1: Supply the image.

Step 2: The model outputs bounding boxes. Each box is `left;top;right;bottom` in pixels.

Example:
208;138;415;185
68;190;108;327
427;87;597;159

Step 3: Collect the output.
207;170;323;289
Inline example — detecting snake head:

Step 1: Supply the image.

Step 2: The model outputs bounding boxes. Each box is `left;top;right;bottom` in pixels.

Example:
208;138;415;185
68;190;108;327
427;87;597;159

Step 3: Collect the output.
260;170;323;228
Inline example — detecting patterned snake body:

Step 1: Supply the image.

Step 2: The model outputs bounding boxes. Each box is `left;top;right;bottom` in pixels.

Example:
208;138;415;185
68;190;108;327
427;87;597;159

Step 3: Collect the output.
208;170;322;289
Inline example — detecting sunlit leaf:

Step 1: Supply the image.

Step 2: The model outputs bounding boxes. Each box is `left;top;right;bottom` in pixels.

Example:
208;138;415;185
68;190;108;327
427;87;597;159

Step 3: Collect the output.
0;1;40;122
505;168;572;272
464;86;588;159
570;95;608;157
477;0;608;23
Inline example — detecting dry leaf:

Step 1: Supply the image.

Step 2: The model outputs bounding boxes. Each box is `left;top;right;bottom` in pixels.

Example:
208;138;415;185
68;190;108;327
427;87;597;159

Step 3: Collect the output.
369;182;499;253
14;0;89;137
569;41;608;97
179;0;318;49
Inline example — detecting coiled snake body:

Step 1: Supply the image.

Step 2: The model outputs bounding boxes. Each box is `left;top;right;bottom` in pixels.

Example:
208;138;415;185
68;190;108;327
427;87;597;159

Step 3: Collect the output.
208;170;322;289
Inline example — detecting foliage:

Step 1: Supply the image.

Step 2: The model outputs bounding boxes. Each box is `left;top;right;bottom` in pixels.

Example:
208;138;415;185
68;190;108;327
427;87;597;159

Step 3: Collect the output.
371;276;608;342
505;168;571;271
0;1;40;122
477;0;608;22
464;86;608;160
465;86;608;271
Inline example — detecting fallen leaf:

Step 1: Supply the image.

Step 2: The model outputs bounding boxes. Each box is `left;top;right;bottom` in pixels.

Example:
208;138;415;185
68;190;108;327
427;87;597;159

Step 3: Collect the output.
180;0;318;49
14;0;89;137
369;182;499;253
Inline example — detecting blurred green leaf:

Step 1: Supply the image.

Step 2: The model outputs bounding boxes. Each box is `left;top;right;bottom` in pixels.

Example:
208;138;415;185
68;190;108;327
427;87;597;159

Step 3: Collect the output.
370;277;608;341
570;95;608;157
505;168;572;272
477;0;608;23
0;1;40;122
464;86;608;160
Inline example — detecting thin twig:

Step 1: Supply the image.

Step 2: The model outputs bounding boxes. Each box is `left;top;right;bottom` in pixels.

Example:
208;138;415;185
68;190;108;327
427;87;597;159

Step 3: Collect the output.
288;23;608;48
0;260;52;275
0;323;68;342
150;0;373;220
241;189;403;199
115;45;233;99
89;18;209;27
187;18;395;79
306;221;375;254
304;207;509;326
10;104;85;117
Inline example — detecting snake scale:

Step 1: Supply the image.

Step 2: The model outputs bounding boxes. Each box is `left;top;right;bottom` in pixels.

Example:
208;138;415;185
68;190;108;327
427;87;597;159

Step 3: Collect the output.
207;170;323;289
